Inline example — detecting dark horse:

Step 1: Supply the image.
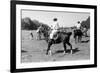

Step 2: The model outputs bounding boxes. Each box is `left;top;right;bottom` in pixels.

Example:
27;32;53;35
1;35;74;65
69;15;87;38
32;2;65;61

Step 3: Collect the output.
73;29;83;43
37;25;73;55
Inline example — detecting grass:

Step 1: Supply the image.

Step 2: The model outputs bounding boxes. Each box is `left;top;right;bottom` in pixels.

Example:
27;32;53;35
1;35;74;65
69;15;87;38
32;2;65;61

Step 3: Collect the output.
21;30;90;63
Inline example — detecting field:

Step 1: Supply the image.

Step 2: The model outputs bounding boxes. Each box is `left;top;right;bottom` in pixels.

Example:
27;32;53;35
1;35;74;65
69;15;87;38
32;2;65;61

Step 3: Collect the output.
21;30;90;63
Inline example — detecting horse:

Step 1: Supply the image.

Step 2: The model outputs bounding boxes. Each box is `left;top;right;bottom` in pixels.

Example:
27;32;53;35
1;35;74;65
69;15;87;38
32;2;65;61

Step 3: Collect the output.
36;26;43;40
73;28;83;43
82;27;89;37
37;25;73;55
36;25;51;40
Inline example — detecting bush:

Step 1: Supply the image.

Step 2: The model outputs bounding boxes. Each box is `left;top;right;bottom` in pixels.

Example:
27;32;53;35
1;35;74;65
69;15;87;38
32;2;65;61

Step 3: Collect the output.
81;17;90;29
21;17;40;30
21;17;50;30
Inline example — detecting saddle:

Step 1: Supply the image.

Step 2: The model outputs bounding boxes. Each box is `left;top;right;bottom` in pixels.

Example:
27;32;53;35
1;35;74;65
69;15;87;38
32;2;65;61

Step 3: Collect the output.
52;30;60;40
74;29;82;33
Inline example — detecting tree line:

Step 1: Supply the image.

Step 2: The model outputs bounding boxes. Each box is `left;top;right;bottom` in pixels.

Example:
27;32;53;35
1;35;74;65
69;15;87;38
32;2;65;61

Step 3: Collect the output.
21;17;50;30
21;16;90;30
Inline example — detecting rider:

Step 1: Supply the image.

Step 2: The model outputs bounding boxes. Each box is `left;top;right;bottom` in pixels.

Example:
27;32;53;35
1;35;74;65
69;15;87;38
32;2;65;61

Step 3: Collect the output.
75;21;81;30
50;18;60;40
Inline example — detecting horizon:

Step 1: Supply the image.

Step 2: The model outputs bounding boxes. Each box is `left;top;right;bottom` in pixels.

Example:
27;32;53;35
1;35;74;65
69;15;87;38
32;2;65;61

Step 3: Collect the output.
22;10;90;27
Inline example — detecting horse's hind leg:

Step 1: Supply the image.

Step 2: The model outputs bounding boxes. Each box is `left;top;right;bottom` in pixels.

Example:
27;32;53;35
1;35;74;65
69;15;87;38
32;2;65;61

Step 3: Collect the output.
79;36;82;43
63;42;67;54
67;42;73;54
78;36;80;43
74;35;77;44
46;42;52;55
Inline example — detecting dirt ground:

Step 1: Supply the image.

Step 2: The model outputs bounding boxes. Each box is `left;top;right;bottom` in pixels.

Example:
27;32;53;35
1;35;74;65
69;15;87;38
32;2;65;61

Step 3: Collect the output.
21;30;90;63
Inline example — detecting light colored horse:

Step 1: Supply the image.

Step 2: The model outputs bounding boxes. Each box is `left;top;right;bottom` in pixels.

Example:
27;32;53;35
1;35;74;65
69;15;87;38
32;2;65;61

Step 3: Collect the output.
36;25;51;40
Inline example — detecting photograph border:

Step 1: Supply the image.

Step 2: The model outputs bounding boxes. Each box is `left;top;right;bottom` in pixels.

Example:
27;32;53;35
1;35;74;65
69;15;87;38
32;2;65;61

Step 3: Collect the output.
10;0;97;72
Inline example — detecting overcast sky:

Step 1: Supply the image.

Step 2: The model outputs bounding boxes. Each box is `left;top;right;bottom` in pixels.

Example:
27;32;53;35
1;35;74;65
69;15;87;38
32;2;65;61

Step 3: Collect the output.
22;10;90;27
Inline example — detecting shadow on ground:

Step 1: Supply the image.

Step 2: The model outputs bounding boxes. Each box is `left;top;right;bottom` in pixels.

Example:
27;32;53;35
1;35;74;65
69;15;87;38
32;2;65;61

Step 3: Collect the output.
72;48;80;54
81;40;90;43
54;48;80;54
21;50;27;53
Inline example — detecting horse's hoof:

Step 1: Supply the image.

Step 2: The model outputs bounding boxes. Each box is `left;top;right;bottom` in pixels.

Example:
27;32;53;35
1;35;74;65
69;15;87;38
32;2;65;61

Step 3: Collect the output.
63;51;66;54
70;50;73;54
46;52;52;55
48;50;52;55
63;51;68;54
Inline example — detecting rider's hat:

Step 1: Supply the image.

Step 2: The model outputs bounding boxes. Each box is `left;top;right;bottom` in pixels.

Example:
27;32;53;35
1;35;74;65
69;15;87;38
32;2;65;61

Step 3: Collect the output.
77;21;80;23
53;18;57;21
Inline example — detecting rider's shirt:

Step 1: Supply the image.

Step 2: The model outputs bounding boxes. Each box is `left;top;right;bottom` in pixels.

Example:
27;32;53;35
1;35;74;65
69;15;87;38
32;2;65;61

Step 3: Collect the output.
51;22;59;30
50;21;60;39
75;23;81;29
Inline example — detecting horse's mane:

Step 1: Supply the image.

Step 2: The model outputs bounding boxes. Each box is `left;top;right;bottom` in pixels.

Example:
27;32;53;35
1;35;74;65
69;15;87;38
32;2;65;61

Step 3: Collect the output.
42;24;51;31
38;25;51;37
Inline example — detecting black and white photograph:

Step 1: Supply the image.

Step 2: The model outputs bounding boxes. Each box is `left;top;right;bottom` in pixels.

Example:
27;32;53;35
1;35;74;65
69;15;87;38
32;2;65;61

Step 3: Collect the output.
11;1;97;72
21;10;90;62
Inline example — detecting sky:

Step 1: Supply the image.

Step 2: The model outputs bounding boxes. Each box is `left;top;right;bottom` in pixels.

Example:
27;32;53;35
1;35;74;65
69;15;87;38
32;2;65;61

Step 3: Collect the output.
22;10;90;27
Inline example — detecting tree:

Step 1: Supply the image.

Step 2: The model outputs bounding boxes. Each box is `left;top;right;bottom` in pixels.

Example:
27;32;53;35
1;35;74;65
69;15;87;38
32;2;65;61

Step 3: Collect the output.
81;16;90;29
21;17;50;30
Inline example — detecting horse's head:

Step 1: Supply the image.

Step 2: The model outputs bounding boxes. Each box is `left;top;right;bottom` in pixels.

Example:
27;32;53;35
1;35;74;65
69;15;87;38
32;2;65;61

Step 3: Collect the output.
36;25;44;34
37;25;51;39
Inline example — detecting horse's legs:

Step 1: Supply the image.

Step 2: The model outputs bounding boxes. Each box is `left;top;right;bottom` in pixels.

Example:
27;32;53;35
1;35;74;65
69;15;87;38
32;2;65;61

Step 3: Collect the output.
63;42;67;54
74;31;77;44
79;36;82;42
46;42;52;55
74;36;77;44
78;36;80;43
67;42;73;54
39;33;41;40
78;35;82;43
37;33;40;40
85;32;88;37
